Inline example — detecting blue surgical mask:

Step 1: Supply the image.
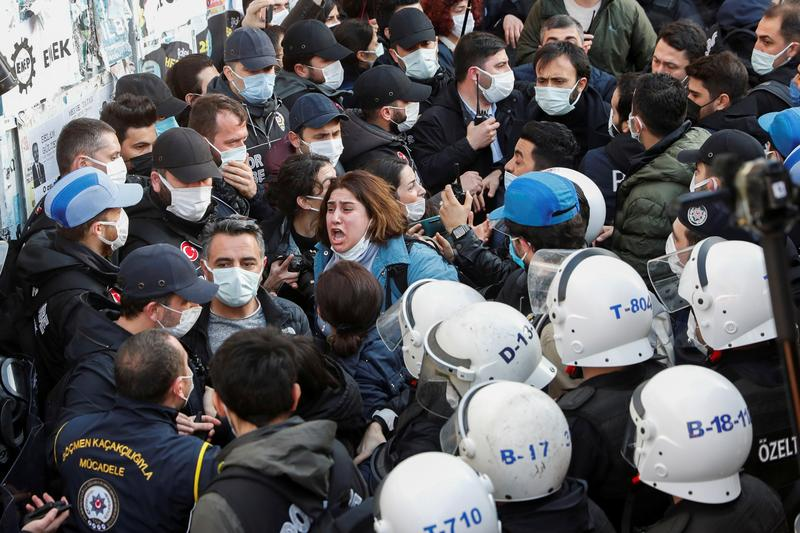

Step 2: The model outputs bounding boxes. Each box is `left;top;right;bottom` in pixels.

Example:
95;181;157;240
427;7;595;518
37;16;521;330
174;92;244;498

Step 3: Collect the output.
155;116;179;136
231;70;276;104
509;238;528;269
790;80;800;107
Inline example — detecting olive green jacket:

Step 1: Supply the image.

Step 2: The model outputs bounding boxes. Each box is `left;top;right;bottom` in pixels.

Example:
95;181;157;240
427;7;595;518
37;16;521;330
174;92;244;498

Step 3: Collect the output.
515;0;657;76
610;123;710;279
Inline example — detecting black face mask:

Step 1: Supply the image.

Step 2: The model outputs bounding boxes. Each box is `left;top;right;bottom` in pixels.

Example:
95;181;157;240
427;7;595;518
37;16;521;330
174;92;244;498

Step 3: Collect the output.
686;95;718;124
128;153;153;177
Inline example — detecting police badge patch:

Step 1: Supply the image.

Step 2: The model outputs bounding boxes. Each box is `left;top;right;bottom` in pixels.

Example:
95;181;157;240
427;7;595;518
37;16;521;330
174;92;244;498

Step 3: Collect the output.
78;478;120;532
686;205;708;227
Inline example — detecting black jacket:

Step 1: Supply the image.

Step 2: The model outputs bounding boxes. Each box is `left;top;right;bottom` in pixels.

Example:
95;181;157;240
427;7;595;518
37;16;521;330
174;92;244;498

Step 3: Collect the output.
181;287;311;369
451;228;519;296
261;214;317;320
643;474;787;533
295;356;367;455
580;134;644;224
190;417;368;533
498;477;614;533
411;81;527;193
340;109;417;172
121;187;213;272
16;231;119;396
558;359;669;530
713;342;800;507
527;85;612;161
54;296;207;425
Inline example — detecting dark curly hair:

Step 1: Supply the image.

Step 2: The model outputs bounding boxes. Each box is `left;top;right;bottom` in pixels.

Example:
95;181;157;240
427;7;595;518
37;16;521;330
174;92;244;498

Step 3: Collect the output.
268;153;332;219
421;0;482;37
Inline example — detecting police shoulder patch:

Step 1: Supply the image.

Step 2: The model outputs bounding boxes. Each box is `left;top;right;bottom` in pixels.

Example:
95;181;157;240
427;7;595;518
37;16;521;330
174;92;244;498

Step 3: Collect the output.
78;478;120;532
557;386;596;411
686;205;708;227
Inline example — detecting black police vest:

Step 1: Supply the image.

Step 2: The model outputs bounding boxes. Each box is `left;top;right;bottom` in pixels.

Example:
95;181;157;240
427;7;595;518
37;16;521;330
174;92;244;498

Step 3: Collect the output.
724;369;799;492
128;218;204;273
558;360;665;527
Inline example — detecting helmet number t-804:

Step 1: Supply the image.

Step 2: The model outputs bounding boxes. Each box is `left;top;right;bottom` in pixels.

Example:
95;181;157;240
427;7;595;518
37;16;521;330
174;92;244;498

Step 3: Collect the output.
609;296;652;320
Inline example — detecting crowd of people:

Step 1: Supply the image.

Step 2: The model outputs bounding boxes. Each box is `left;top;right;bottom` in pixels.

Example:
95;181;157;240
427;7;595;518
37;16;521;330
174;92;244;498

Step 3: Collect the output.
3;0;800;531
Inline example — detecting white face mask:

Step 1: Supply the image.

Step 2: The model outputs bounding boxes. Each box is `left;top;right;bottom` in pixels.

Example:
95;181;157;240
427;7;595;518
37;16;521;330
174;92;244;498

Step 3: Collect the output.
535;79;582;116
689;170;714;193
398;102;420;132
336;226;372;261
608;107;620;138
503;170;517;190
86;155;128;184
686;312;708;354
405;197;426;221
302;137;344;167
177;370;195;404
452;11;474;37
664;233;683;275
628;113;642;142
96;209;129;251
400;47;439;80
271;8;289;25
159;174;212;222
207;139;247;168
206;263;262;308
312;61;344;90
158;304;202;338
751;43;795;76
477;67;515;103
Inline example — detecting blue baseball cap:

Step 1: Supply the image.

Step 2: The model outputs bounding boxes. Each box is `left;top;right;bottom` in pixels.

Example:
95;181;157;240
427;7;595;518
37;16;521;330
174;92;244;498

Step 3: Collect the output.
289;93;348;131
488;172;579;226
118;244;218;304
44;167;143;228
758;108;800;159
784;143;800;186
225;27;278;70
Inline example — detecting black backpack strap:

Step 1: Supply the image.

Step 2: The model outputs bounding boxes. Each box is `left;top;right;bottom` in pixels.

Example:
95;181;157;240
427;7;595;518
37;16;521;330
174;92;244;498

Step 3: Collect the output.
748;81;792;107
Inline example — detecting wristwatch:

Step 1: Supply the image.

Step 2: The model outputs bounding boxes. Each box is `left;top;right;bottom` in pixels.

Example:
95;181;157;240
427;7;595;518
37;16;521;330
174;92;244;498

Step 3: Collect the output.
450;224;471;240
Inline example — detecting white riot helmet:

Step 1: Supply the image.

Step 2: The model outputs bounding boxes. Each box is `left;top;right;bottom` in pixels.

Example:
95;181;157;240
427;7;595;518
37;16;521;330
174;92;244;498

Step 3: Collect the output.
373;452;501;533
545;167;607;244
376;279;485;378
441;381;572;502
545;249;655;367
418;301;557;417
622;365;752;504
678;238;776;350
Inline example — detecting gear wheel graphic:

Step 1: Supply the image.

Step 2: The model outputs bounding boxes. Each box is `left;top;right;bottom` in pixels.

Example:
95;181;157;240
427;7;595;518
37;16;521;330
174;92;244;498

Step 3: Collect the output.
10;37;35;94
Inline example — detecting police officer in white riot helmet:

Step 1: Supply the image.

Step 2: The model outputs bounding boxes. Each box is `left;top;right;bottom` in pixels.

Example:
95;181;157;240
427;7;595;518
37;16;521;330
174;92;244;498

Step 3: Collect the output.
442;381;614;532
368;301;557;485
678;237;800;519
540;248;667;529
418;301;557;418
622;365;786;532
373;452;501;533
376;279;485;379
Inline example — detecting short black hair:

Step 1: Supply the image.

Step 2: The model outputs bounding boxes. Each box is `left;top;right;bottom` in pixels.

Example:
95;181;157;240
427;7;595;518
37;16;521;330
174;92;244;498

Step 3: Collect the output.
519;121;579;169
100;94;158;144
615;72;640;122
268;153;331;219
685;51;748;101
333;19;375;75
657;20;707;62
540;14;584;38
505;213;586;250
116;330;184;404
56;118;116;175
763;4;800;45
210;327;298;426
533;41;591;82
632;73;687;137
454;31;507;82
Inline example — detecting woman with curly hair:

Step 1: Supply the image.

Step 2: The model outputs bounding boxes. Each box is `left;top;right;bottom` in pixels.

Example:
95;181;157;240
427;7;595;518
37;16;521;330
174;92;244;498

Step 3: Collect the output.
421;0;483;76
